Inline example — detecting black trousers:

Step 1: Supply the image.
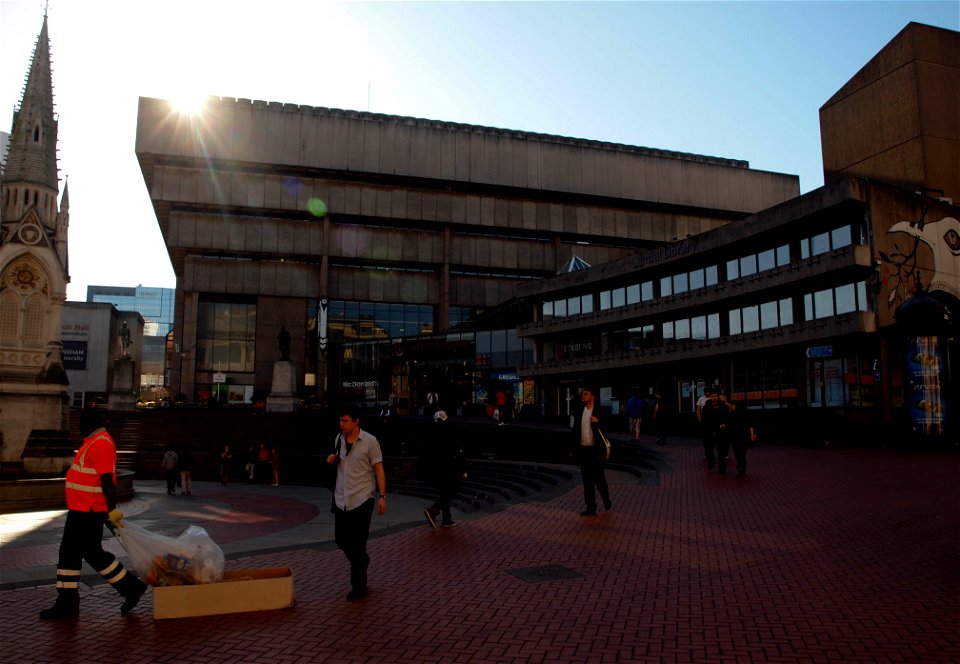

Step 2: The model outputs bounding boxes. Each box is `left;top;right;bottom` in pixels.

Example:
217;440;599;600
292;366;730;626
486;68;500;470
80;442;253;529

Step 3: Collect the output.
704;430;731;470
333;499;375;591
577;447;610;511
731;436;748;472
56;510;131;593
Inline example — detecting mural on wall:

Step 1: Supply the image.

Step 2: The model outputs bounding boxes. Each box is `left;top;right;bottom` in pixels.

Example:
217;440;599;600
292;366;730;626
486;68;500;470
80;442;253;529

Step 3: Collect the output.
880;214;960;309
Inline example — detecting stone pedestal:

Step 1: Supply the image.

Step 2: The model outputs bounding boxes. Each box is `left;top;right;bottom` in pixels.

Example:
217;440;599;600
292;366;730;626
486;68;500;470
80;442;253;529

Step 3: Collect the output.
267;360;298;413
109;357;137;411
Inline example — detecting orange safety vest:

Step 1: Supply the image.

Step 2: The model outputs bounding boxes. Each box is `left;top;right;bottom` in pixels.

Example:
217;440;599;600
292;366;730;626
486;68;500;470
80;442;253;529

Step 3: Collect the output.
64;430;116;512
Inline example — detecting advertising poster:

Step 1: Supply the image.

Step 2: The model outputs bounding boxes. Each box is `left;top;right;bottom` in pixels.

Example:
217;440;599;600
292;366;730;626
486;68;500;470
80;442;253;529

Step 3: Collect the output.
906;336;945;436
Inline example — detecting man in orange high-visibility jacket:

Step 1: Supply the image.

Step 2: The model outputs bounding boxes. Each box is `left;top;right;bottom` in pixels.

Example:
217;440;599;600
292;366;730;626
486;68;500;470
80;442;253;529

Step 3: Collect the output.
39;407;147;620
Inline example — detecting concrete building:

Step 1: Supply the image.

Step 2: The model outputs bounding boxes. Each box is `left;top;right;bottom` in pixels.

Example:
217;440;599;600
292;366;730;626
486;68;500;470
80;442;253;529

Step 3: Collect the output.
61;303;144;408
86;285;175;400
136;96;798;409
515;23;958;441
0;15;71;470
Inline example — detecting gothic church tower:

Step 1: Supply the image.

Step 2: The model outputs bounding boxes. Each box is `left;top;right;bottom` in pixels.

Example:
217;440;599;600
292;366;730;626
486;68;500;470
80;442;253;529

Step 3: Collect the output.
0;14;70;469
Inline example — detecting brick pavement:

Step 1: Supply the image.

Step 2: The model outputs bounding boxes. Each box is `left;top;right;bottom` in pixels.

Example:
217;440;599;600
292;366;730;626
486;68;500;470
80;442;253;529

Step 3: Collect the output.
1;439;957;663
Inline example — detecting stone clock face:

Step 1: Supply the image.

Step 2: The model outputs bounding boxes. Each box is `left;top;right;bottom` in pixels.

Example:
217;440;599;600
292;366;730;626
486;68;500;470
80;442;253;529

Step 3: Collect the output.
17;224;42;244
6;259;43;292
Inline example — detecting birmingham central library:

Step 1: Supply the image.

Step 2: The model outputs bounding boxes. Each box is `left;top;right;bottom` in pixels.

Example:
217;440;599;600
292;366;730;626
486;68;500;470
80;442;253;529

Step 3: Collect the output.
136;22;957;440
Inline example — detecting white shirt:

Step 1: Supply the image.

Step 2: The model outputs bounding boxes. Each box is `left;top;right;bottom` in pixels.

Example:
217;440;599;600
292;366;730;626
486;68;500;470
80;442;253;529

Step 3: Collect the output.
333;429;383;511
580;407;595;446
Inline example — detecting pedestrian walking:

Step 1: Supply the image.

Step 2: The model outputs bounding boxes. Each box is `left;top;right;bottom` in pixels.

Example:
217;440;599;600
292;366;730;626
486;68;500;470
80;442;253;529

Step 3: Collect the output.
626;392;645;442
161;448;178;494
219;444;233;485
421;410;467;528
179;447;194;495
326;404;387;601
725;395;757;477
39;407;147;620
270;446;280;486
570;387;612;516
700;388;732;473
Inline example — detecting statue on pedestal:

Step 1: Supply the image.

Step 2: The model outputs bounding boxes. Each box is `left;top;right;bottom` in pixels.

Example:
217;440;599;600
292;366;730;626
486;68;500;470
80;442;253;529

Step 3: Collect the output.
117;321;131;359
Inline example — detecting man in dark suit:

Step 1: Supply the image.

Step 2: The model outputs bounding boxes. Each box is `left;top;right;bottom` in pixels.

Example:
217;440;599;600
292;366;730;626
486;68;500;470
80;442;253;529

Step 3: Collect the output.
570;387;612;516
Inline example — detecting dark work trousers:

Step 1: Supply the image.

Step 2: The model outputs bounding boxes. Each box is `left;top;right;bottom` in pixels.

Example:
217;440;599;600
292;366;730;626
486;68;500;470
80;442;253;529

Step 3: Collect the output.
333;499;375;592
165;470;178;494
431;477;458;524
56;510;136;597
577;446;610;512
715;430;731;472
731;436;748;473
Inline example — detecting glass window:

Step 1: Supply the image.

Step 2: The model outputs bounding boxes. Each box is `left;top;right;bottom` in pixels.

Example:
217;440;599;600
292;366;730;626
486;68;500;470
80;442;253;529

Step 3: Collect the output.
761;301;779;329
831;225;852;249
567;296;581;316
599;291;611;311
581;294;593;315
740;254;757;277
689;269;704;291
779;298;793;326
811;232;830;256
626;284;640;305
776;245;790;267
611;288;626;308
742;305;759;333
660;276;672;297
555;299;567;317
491;330;507;367
662;321;674;340
641;281;654;301
835;283;856;314
814;288;834;318
673;273;688;294
758;249;775;272
800;237;810;260
675;318;690;339
804;293;813;321
542;301;554;319
705;265;718;286
726;259;739;281
691;315;706;340
729;310;742;336
708;313;720;339
857;281;868;311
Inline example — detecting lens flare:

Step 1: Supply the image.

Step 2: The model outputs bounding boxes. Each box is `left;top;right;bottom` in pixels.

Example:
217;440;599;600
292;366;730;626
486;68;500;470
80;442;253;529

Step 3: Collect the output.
308;198;328;217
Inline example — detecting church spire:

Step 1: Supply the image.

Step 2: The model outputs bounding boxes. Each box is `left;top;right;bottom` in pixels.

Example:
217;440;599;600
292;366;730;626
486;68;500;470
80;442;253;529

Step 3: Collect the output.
2;14;58;192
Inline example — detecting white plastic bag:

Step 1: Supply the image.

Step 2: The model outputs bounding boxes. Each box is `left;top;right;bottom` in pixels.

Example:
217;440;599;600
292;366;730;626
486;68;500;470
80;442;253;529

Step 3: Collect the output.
116;521;225;586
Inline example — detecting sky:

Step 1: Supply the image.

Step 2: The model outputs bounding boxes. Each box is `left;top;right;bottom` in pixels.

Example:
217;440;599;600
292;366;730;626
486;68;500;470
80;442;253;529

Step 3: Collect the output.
1;1;957;302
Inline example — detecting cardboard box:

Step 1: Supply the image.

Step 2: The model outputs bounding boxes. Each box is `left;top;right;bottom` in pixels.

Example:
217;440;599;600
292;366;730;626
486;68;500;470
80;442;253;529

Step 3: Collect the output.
152;566;294;619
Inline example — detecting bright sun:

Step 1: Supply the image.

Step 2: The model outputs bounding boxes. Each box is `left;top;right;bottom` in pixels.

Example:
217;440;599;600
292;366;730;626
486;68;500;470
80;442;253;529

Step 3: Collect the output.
169;93;209;116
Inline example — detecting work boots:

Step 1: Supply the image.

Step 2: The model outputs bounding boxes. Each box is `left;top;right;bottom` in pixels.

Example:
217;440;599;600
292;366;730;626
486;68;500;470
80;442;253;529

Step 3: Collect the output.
38;589;80;620
114;573;147;615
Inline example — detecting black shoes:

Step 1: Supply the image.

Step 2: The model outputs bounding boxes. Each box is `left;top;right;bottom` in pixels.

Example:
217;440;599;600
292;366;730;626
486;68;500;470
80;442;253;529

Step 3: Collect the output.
441;521;457;528
120;577;147;616
602;498;612;511
346;587;368;601
39;602;79;621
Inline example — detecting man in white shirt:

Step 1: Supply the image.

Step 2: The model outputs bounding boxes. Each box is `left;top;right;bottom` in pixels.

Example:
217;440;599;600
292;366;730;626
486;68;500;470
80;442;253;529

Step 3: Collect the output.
570;388;612;516
326;404;387;601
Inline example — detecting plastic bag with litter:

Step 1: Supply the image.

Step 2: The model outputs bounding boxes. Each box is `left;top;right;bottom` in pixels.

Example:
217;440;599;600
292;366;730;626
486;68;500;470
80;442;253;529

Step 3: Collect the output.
116;521;224;586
